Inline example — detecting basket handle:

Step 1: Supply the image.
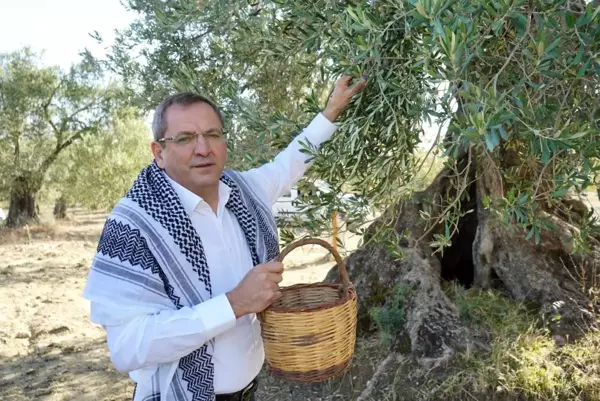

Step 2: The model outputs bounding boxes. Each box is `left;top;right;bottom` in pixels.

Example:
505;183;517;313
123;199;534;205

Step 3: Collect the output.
278;238;351;289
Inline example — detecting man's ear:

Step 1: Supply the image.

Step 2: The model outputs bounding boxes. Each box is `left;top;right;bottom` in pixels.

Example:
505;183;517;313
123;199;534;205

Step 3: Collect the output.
151;141;166;169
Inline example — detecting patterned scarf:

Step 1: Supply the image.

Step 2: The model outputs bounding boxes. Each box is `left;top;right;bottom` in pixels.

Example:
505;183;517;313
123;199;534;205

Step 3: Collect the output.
83;161;279;401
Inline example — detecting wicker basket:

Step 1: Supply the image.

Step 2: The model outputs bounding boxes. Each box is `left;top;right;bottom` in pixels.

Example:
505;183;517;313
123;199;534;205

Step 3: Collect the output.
258;238;358;383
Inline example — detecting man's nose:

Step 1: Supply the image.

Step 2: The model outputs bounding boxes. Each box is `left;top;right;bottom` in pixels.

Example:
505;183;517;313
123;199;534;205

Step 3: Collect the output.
193;134;211;156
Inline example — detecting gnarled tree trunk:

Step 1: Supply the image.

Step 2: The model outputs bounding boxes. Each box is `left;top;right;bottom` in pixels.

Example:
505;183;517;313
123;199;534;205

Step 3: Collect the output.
326;156;599;367
53;196;68;220
6;174;42;228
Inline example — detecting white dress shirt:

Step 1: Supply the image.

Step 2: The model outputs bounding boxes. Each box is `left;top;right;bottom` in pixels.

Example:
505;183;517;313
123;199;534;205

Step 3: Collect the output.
89;113;338;395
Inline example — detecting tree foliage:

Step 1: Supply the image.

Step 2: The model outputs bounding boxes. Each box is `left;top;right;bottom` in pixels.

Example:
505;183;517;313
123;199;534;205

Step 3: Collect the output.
45;110;152;212
103;1;332;171
106;0;600;251
0;47;130;226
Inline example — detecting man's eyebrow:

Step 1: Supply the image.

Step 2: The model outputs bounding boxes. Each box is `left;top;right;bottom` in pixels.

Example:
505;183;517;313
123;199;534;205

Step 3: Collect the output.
204;128;224;134
175;128;223;135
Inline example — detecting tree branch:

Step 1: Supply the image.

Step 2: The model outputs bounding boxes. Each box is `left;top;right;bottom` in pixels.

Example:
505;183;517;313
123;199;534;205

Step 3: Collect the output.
64;101;97;128
54;100;97;148
13;134;20;167
57;131;84;153
415;146;473;246
533;149;564;201
189;28;210;42
42;80;63;139
486;13;531;94
39;129;90;176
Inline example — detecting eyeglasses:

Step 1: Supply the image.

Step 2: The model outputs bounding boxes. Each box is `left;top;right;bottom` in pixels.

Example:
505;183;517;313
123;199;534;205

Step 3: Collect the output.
158;129;226;146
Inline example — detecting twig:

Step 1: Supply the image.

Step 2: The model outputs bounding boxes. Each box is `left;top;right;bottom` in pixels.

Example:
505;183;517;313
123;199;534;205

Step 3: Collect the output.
415;145;473;246
414;113;447;176
486;13;531;94
533;149;564;200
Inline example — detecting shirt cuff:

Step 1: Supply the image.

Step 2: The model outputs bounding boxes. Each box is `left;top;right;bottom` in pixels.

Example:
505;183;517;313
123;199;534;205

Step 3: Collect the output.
193;293;237;339
301;112;339;147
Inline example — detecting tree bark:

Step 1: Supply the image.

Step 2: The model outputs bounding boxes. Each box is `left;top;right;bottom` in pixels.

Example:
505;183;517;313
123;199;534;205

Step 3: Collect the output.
473;158;598;339
325;157;598;366
326;159;475;368
53;196;68;219
5;174;42;228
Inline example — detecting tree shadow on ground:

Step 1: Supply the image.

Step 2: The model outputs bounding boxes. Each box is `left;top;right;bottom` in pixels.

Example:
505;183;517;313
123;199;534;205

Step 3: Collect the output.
0;336;134;401
0;206;108;246
0;224;103;245
0;332;383;401
0;260;92;287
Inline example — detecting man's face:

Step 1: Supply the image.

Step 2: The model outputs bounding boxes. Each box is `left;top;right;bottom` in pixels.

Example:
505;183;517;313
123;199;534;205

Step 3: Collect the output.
152;102;227;195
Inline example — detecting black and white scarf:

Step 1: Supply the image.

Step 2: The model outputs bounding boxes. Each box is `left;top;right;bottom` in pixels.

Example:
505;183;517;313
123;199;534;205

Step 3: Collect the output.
83;161;279;401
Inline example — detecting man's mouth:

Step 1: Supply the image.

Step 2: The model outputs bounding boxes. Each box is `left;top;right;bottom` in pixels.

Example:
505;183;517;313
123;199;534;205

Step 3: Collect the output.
192;162;215;168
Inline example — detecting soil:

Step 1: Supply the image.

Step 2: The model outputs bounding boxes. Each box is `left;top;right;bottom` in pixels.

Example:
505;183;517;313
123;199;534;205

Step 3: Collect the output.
0;206;364;401
1;189;597;401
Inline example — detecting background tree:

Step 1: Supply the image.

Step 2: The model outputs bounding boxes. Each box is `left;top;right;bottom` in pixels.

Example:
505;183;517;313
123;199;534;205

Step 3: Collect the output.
0;48;126;227
45;109;152;217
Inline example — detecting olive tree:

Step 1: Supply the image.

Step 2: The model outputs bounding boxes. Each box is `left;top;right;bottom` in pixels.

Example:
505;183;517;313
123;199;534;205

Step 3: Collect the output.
0;48;126;227
46;110;152;217
104;0;600;386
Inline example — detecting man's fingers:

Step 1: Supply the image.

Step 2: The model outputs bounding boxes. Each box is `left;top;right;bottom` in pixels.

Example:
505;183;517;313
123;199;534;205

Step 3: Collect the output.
265;262;284;273
349;77;368;95
337;75;353;86
267;280;280;291
267;272;283;283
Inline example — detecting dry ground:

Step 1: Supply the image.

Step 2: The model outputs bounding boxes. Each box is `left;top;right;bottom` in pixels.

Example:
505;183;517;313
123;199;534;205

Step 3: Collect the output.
0;206;365;401
1;190;598;401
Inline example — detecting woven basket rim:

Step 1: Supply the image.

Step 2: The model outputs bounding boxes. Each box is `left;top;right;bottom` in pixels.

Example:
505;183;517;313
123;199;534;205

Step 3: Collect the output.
266;282;356;313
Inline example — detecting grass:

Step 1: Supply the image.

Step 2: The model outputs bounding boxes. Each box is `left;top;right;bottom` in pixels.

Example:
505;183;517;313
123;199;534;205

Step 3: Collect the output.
426;283;600;401
370;283;413;346
351;276;600;401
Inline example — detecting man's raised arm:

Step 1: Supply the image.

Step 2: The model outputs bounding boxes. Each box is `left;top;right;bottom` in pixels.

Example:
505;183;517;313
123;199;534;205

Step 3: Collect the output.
240;75;367;205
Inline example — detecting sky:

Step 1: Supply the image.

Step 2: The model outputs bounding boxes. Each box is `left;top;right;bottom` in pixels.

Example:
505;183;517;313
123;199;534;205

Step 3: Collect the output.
0;0;137;69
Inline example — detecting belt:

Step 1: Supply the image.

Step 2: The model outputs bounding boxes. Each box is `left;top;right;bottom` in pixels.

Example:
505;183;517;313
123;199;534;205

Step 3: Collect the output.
215;379;257;401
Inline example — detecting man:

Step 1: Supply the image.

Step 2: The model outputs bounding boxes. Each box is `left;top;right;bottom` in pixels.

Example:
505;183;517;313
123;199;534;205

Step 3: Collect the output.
82;75;366;401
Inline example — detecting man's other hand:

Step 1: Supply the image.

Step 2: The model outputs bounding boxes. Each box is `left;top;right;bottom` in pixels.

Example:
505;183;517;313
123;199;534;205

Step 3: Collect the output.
226;262;284;318
322;74;368;122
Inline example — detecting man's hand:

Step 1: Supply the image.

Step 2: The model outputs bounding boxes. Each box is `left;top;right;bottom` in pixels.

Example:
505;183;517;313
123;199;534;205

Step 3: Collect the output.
322;74;368;122
226;262;284;318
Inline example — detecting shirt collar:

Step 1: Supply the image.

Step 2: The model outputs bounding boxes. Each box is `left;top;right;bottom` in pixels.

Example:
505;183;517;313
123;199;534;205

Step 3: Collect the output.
163;171;232;216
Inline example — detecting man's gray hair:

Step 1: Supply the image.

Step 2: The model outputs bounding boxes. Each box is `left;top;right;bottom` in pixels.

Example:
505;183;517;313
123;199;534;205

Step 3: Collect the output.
152;92;224;142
